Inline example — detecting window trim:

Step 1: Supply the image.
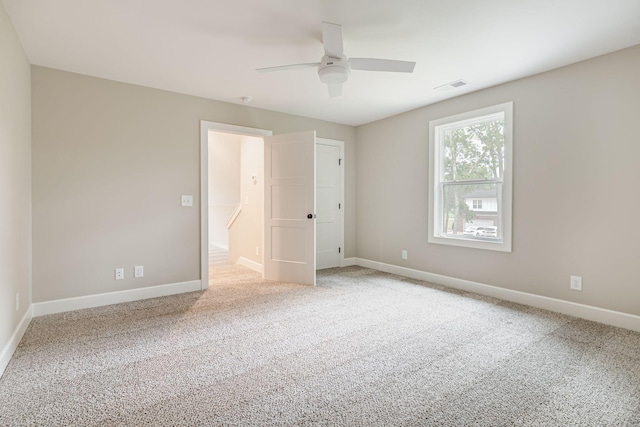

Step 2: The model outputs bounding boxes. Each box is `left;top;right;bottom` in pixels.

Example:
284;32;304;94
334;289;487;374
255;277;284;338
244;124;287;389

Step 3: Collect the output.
428;102;513;252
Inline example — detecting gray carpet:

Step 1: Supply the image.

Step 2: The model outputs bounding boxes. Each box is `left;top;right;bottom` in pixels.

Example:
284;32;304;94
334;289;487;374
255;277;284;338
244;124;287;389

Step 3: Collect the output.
1;266;640;426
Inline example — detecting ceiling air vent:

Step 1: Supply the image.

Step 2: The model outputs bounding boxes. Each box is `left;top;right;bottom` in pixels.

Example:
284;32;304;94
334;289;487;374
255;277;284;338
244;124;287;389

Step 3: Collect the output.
434;79;469;92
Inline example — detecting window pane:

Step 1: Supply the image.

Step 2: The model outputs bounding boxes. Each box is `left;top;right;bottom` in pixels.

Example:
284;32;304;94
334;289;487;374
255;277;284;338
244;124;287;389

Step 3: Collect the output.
440;182;503;240
443;117;505;182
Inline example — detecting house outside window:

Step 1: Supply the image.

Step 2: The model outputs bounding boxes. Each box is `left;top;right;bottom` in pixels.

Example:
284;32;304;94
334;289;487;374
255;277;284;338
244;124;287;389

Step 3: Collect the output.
428;102;513;252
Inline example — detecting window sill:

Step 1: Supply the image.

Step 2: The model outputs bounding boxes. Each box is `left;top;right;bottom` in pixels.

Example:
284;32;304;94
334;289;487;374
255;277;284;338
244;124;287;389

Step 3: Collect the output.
428;234;512;252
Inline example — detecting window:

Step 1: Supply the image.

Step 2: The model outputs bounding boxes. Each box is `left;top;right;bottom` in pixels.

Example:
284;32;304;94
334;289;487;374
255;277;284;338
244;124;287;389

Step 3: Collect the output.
428;102;513;252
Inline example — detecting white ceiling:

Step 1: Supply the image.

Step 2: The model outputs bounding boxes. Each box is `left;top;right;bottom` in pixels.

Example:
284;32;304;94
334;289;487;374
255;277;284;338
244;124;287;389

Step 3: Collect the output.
3;0;640;126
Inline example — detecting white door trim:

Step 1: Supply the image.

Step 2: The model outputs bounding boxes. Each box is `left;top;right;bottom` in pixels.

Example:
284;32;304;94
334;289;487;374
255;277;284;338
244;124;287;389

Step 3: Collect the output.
200;121;273;290
316;137;345;268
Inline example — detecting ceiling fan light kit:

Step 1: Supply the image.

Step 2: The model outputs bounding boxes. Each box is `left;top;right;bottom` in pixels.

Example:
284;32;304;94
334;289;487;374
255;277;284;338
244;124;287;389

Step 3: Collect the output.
257;22;415;98
318;56;350;84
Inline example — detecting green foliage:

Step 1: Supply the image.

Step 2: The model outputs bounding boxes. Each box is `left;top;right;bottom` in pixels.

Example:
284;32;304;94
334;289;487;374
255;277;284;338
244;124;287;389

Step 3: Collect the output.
440;118;504;234
443;119;504;181
458;199;476;221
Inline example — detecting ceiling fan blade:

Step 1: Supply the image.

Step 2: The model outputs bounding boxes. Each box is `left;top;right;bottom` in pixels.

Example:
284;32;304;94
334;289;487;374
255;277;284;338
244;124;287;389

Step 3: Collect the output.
256;63;320;72
349;58;416;73
322;22;343;58
328;83;342;98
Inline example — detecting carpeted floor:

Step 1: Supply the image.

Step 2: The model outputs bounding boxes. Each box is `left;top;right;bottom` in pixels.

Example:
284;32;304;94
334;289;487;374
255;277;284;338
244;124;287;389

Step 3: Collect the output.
1;265;640;426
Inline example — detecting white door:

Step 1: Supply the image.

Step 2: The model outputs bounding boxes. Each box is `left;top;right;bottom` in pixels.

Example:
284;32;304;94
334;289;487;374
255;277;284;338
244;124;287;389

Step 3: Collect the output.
316;139;343;269
264;131;316;285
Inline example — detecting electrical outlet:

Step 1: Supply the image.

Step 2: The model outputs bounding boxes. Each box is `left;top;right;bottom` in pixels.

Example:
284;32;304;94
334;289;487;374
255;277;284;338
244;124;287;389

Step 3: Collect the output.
181;195;193;207
115;268;125;280
570;275;582;291
15;293;20;311
402;250;408;260
255;246;259;256
134;265;144;278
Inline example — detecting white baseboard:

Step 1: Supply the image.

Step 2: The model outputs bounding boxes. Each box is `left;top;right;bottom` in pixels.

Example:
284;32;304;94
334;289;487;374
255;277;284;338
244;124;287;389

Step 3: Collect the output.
0;306;33;377
341;257;357;267
355;258;640;333
32;280;202;317
236;257;263;274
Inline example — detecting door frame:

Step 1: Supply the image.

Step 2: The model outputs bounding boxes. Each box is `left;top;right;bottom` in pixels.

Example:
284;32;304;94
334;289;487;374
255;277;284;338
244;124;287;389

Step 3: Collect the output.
200;121;273;290
316;137;346;268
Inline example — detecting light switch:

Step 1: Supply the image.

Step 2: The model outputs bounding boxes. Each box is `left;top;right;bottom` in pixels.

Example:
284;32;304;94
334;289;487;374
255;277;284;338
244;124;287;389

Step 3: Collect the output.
181;195;193;207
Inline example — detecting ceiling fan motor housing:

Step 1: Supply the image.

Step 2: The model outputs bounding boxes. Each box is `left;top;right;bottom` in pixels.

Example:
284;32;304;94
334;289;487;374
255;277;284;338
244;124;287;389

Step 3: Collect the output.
318;55;350;84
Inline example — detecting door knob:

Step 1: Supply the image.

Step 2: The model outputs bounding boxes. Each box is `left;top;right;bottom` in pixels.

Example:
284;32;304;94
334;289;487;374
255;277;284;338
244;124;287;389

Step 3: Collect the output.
307;214;315;219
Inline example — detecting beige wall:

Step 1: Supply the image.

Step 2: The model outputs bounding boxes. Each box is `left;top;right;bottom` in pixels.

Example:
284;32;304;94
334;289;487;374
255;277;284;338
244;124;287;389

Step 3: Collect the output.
229;136;264;266
357;44;640;316
0;4;32;356
32;66;356;302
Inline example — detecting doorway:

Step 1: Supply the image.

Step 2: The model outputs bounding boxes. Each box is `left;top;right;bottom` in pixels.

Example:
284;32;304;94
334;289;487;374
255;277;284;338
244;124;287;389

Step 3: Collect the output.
200;121;345;289
207;131;241;267
207;131;266;273
200;121;272;290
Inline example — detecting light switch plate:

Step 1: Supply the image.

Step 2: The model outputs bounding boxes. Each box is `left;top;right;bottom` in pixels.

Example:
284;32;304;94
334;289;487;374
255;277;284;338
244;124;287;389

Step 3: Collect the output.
181;195;193;207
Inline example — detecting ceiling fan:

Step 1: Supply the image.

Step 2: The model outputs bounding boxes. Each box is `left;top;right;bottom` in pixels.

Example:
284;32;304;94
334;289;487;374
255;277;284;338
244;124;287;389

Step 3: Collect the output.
256;22;416;98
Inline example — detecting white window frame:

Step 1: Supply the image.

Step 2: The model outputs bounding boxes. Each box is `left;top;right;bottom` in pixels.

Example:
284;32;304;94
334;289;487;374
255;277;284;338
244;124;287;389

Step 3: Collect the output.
428;102;513;252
